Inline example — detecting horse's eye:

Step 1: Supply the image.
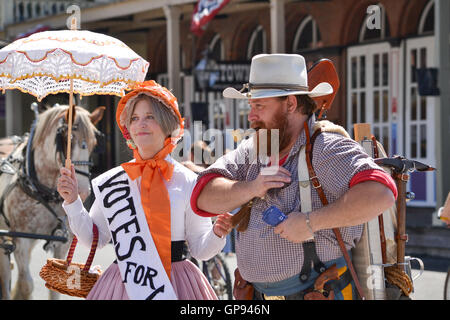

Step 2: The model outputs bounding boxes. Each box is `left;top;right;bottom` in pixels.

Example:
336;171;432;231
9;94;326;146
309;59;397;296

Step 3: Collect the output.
81;140;88;149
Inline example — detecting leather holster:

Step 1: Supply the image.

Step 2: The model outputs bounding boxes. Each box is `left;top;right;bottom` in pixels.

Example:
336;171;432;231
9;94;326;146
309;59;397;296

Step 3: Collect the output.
303;264;340;300
233;268;254;300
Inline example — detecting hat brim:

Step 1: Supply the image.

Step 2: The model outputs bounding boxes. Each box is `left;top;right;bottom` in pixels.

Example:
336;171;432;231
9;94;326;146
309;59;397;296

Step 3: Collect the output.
223;82;333;100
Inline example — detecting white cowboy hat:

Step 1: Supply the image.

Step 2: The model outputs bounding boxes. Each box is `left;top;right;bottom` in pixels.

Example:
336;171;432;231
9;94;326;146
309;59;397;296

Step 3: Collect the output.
223;54;333;99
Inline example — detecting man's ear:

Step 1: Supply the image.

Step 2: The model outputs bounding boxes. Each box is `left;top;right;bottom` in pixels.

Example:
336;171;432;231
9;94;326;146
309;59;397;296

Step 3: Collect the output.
286;95;298;113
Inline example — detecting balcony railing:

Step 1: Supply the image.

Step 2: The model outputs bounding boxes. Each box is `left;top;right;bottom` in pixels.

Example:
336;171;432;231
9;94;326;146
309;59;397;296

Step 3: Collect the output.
9;0;121;25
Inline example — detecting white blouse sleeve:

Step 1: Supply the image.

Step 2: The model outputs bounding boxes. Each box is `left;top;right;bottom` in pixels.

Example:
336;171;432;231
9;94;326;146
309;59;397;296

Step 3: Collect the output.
62;195;111;249
184;186;226;261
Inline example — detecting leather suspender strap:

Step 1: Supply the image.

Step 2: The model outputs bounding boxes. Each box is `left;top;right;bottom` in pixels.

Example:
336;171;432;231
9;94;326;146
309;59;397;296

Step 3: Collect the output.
299;241;327;283
304;122;366;300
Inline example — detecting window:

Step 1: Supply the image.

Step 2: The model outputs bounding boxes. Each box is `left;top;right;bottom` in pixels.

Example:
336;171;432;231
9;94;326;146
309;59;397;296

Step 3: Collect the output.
209;34;224;61
247;26;267;60
404;37;436;205
418;1;434;35
347;44;391;155
292;16;322;52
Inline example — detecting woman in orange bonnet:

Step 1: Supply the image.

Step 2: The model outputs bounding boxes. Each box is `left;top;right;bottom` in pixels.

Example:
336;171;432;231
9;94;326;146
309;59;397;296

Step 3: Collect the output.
57;81;232;300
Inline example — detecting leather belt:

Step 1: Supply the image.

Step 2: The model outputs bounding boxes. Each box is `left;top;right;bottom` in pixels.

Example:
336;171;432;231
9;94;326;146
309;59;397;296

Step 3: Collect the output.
113;240;187;264
171;240;187;262
253;269;353;300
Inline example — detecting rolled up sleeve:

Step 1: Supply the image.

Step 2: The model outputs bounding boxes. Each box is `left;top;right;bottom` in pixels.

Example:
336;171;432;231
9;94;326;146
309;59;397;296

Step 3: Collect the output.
191;138;253;217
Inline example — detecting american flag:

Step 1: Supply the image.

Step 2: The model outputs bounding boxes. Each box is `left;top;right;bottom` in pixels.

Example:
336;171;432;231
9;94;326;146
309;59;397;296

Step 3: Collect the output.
190;0;231;36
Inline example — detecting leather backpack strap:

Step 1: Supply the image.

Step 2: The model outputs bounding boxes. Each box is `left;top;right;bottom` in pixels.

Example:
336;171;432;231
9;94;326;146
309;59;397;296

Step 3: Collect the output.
231;199;253;232
304;122;366;300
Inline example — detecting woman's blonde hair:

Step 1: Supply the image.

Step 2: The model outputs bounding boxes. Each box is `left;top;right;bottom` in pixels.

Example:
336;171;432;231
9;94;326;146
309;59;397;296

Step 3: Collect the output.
125;94;179;138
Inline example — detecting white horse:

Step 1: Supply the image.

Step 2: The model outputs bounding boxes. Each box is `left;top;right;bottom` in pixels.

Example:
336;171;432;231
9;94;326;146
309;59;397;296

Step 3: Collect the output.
0;104;104;299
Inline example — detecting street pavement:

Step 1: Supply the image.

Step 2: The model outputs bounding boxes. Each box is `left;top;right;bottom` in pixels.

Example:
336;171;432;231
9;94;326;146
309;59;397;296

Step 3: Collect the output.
8;240;448;300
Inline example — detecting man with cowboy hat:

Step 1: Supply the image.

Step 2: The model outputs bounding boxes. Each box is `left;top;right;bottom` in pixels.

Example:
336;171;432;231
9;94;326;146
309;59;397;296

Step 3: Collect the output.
190;54;397;300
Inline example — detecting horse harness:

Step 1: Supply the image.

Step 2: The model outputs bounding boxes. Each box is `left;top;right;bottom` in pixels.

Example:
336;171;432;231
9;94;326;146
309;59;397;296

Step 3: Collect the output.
0;115;99;250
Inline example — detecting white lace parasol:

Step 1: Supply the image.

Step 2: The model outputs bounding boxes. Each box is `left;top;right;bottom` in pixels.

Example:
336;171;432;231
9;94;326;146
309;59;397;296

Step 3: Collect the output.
0;29;149;101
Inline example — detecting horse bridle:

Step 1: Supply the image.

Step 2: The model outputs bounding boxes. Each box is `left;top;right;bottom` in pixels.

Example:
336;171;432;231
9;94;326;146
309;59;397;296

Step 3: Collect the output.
55;119;94;179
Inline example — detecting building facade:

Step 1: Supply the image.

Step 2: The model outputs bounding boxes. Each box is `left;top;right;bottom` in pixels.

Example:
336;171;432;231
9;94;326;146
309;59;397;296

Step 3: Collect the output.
1;0;449;219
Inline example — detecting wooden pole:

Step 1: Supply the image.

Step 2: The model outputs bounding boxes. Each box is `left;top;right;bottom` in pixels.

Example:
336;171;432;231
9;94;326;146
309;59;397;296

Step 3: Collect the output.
65;78;74;169
65;16;77;169
353;123;371;141
394;174;408;270
353;123;388;265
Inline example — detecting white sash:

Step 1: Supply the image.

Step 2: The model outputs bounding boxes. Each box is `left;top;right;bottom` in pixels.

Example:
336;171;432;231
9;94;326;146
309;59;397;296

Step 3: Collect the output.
92;166;177;300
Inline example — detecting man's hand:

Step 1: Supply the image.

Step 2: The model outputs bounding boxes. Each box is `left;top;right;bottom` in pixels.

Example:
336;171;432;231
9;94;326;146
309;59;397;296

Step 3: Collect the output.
273;212;314;243
250;165;292;199
197;165;291;215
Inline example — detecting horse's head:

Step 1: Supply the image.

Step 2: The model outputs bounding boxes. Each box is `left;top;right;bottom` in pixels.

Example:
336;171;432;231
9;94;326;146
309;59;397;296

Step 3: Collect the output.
32;105;105;201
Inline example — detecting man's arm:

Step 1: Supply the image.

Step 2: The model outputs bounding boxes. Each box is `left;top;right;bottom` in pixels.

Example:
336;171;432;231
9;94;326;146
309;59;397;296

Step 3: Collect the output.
196;166;292;215
274;181;395;243
309;181;395;230
197;177;255;214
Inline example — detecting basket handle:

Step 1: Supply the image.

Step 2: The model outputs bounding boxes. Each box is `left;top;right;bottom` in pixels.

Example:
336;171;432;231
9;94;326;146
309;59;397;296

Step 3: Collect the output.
66;224;99;272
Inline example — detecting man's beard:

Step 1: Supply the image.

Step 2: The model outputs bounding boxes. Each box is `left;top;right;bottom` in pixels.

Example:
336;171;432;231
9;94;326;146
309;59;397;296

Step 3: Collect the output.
251;110;291;160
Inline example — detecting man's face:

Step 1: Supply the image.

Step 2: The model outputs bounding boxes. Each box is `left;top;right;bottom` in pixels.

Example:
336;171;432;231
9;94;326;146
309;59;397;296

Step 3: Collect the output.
248;97;292;157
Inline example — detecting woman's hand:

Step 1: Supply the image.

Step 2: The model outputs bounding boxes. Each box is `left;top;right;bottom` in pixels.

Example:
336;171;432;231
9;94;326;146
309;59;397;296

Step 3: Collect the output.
57;164;79;205
213;212;233;238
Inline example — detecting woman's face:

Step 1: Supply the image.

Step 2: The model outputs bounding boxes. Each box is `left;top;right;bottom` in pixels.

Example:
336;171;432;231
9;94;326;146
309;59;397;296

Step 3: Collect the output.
128;99;166;157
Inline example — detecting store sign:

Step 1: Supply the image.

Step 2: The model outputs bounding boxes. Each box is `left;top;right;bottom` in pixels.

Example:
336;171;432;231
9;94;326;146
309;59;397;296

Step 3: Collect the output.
206;61;250;91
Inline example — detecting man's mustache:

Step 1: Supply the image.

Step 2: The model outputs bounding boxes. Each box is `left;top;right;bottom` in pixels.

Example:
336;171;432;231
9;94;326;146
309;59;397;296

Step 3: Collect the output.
250;121;265;130
250;121;280;132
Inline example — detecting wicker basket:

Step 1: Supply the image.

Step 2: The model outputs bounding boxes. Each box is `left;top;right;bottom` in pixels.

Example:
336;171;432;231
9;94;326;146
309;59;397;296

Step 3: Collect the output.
39;224;101;298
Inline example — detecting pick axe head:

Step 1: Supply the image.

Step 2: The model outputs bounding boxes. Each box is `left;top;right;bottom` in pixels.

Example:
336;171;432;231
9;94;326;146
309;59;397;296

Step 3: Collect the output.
308;59;340;116
374;156;435;174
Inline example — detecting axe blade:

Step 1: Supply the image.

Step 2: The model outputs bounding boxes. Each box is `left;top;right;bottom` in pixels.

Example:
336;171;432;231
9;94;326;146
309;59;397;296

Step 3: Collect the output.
375;156;435;174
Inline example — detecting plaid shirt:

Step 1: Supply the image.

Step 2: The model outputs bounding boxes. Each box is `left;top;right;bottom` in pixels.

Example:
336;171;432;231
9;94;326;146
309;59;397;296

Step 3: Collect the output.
197;116;383;283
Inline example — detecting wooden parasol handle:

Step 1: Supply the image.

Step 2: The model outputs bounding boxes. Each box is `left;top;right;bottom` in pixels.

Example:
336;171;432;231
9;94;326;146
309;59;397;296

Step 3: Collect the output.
65;15;77;169
65;78;74;169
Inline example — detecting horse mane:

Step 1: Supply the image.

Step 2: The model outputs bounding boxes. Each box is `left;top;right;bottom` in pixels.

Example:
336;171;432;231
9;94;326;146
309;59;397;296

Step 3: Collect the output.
32;105;98;154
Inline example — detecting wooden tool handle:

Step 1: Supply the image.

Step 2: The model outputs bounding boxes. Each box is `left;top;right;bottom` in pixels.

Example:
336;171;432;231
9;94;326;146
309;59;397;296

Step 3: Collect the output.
65;78;74;169
353;123;372;142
